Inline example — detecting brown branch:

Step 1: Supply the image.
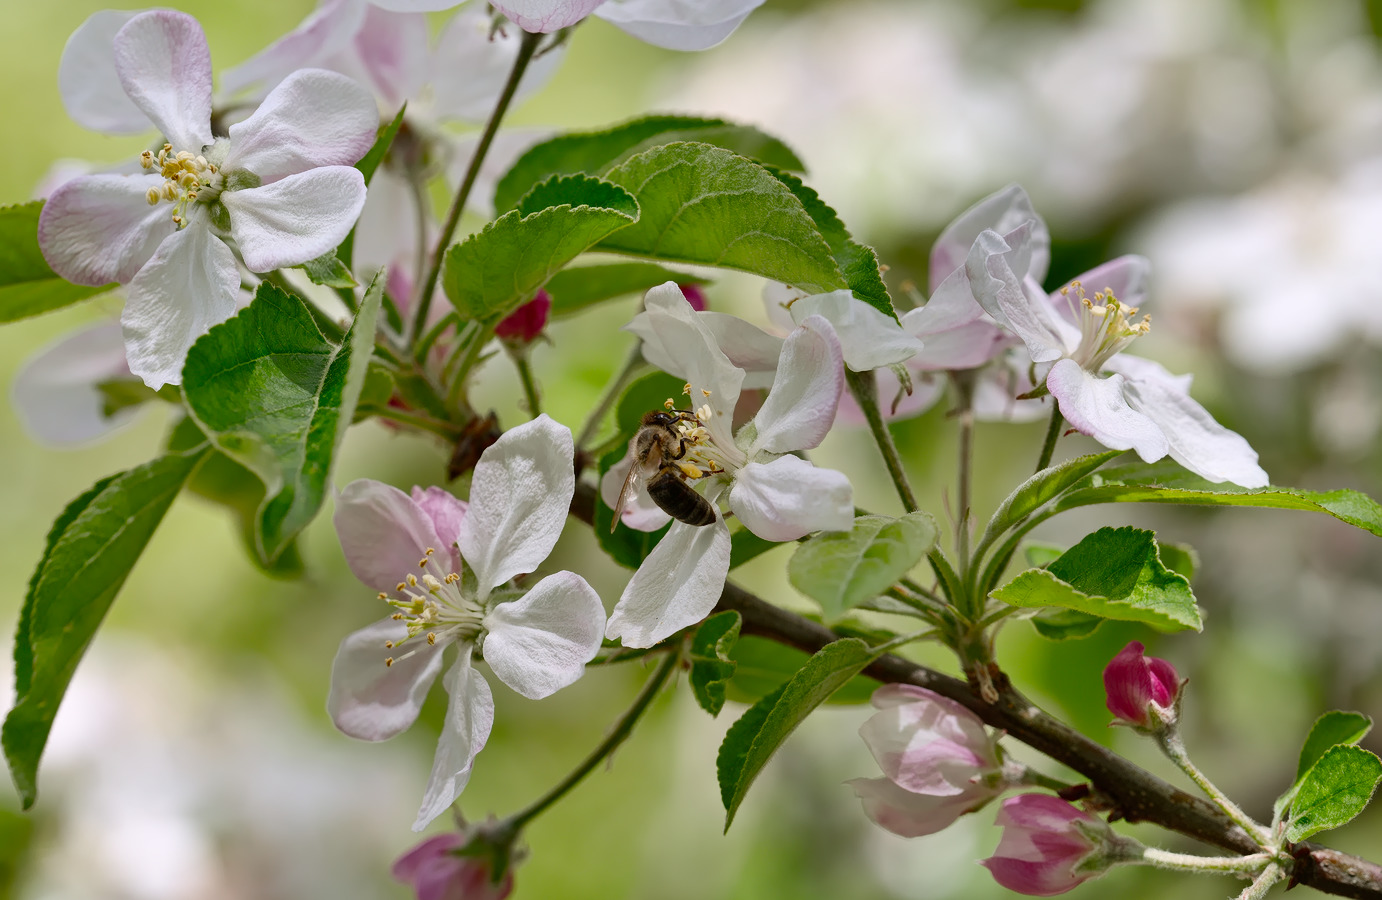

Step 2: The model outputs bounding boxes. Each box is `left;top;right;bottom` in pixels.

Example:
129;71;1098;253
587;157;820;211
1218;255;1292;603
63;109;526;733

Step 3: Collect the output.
570;481;1382;898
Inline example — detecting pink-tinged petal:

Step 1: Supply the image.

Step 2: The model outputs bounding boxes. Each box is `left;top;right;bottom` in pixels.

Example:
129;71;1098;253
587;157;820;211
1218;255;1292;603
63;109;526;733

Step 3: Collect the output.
903;309;1009;370
1103;641;1180;727
222;167;367;271
600;451;673;532
972;366;1049;424
410;486;469;551
483;571;604;699
430;5;567;122
606;517;731;648
39;174;174;286
730;456;852;542
219;0;366;99
931;184;1048;292
392;833;463;883
328;617;446;740
488;0;605;33
58;10;148;134
859;694;995;795
791;290;923;372
371;0;475;10
121;218;239;389
1046;360;1168;462
413;650;494;832
638;282;744;448
593;0;763;50
12;321;136;447
850;776;993;838
225;69;378;180
458;415;575;596
982;795;1104;896
338;6;430;110
334;479;447;593
1048;255;1152;326
354;166;426;300
966;227;1067;363
395;832;512;900
699;311;783;389
112;11;213;151
833;365;945;426
1117;368;1269;488
869;683;946;709
981;856;1086;896
750;315;843;454
495;292;552;343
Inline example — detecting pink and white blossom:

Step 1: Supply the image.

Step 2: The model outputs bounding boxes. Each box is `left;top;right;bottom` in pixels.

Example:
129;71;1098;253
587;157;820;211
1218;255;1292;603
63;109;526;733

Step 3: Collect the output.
849;684;1022;837
11;321;139;447
392;832;513;900
982;794;1132;896
1103;641;1181;730
40;10;376;389
603;283;853;648
328;415;605;830
490;0;763;49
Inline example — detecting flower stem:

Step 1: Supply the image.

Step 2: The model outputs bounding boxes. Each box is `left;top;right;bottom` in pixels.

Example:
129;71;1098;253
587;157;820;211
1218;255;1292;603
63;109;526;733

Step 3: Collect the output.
1238;862;1286;899
373;406;462;439
950;371;976;575
1141;849;1274;875
845;368;918;513
506;649;679;832
576;344;647;451
509;347;542;418
409;29;542;350
1157;730;1274;848
1035;402;1064;473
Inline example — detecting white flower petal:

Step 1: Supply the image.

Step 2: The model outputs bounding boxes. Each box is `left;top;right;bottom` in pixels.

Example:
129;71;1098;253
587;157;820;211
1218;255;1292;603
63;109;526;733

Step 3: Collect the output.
761;281;803;333
328;6;430;110
700;311;783;388
600;450;672;532
430;5;567;122
488;0;606;32
606;518;730;648
750;315;842;454
966;227;1066;363
222;167;367;272
225;69;379;181
121;217;239;389
593;0;763;50
1119;372;1269;487
930;184;1048;292
410;486;469;550
639;282;744;448
729;456;852;541
849;776;990;838
112;11;213;151
335;479;450;593
483;571;604;699
354;166;425;299
219;0;366;99
906;266;987;337
58;10;148;134
413;650;494;832
372;0;480;10
906;317;1009;370
1047;359;1168;462
12;321;136;447
790;290;923;371
1048;254;1152;325
328;617;446;741
458;415;575;596
38;174;173;286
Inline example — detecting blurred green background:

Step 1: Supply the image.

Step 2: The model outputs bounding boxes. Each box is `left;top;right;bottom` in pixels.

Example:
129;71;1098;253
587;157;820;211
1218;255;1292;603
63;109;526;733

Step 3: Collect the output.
3;0;1381;897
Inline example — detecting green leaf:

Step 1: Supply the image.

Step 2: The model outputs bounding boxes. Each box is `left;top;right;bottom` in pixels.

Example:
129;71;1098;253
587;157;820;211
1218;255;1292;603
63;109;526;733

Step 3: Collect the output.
298;249;356;288
615;371;687;434
3;446;207;806
1157;542;1198;582
725;636;875;706
764;167;893;318
442;175;637;324
1024;542;1066;568
515;172;641;218
544;262;709;318
1286;744;1382;842
338;104;406;271
689;611;741;716
1030;609;1104;641
788;513;938;620
1299;712;1374;781
493;113;805;213
181;277;382;563
1054;460;1382;537
992;526;1202;632
718;639;878;828
0;201;114;322
982;451;1124;548
95;378;177;419
598;143;846;295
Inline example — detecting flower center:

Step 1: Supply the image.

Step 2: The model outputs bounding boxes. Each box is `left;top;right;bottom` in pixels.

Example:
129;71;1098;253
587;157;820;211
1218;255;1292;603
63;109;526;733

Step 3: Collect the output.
1062;281;1151;372
378;547;485;667
140;143;224;228
661;390;742;480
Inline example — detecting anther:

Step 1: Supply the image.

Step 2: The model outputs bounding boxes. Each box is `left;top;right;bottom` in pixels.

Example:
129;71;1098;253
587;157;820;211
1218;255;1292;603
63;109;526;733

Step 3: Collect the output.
385;657;395;667
385;641;395;649
427;633;437;645
396;581;407;591
406;574;418;587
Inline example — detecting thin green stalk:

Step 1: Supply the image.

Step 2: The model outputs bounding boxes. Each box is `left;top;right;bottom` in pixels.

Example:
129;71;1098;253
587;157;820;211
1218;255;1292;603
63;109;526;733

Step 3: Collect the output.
409;29;542;348
928;549;966;613
506;650;679;831
373;407;461;440
1157;730;1274;849
511;348;542;418
1017;769;1077;793
576;344;646;451
1237;862;1285;899
1140;849;1273;875
1035;403;1064;473
446;332;488;410
951;371;976;576
845;369;918;513
415;312;459;364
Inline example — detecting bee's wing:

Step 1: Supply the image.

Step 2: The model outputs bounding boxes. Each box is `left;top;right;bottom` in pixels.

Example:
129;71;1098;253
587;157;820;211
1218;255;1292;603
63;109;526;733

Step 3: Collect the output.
611;460;646;533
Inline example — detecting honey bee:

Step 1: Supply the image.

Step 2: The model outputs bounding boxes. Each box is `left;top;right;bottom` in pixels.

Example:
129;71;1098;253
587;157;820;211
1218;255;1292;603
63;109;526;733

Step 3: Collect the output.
612;409;717;531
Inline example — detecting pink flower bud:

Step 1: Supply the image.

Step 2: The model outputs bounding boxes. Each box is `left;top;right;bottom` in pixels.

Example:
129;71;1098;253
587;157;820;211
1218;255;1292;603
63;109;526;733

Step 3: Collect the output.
495;290;551;343
981;794;1118;896
1103;641;1180;728
392;833;513;900
679;282;708;311
850;684;1014;837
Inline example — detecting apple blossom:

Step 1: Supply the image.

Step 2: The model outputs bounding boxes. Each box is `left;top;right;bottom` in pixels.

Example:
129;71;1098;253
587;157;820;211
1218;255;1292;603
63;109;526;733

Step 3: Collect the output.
966;237;1270;487
328;415;605;830
494;291;551;344
11;321;140;447
392;832;513;900
39;10;376;389
849;685;1024;837
489;0;764;50
981;794;1139;896
603;283;853;648
1103;641;1181;730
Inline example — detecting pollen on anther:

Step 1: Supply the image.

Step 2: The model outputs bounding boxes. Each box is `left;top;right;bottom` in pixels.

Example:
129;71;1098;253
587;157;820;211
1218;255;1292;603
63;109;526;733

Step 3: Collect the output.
385;641;395;649
377;592;388;600
427;633;437;645
396;581;407;591
406;574;418;587
385;657;395;667
391;613;404;620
